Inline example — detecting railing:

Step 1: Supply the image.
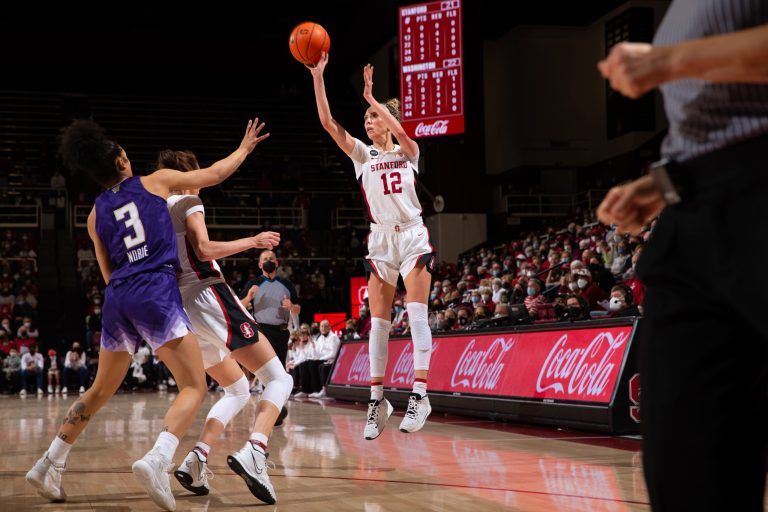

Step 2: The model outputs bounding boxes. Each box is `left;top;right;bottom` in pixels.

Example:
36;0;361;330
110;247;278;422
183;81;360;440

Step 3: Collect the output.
0;204;41;228
331;208;368;229
74;205;303;229
505;189;608;217
3;257;38;272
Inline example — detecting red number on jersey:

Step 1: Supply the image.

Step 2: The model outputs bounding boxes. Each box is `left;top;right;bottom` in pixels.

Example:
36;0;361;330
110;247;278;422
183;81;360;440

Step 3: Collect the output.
380;172;402;195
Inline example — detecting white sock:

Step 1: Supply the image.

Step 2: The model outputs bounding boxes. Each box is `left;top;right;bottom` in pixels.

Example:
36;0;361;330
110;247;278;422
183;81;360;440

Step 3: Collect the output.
371;383;384;401
250;432;269;455
152;431;179;461
48;437;72;465
194;441;210;460
413;380;427;397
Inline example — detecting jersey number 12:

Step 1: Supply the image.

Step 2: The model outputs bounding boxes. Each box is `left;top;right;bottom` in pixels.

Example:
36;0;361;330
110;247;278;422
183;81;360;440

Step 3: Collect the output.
380;172;402;195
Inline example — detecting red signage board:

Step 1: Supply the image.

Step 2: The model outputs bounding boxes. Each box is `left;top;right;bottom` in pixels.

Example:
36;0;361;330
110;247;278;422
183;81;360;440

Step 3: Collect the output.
349;276;368;319
330;326;633;403
399;0;465;138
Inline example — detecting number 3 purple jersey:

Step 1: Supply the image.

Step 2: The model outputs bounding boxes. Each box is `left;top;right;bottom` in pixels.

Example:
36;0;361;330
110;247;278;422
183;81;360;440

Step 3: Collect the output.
94;176;191;353
95;176;180;282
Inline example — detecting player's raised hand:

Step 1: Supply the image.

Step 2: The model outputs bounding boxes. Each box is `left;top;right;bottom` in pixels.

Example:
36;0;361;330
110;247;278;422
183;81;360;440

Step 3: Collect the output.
252;231;280;249
307;52;329;76
363;64;375;103
239;118;270;154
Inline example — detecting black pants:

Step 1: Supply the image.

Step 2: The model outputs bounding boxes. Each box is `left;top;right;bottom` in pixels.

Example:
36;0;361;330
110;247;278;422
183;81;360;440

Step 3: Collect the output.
259;324;289;367
298;360;334;394
637;136;768;511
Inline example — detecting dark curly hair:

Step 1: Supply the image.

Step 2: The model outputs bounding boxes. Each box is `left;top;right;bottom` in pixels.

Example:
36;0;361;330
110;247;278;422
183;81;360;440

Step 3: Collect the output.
58;119;123;186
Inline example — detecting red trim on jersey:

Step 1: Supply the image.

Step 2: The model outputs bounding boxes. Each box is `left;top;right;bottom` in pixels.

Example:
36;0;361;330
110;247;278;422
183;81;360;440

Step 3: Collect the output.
367;258;384;280
209;284;233;347
226;284;257;323
184;238;221;281
358;176;377;223
412;169;423;216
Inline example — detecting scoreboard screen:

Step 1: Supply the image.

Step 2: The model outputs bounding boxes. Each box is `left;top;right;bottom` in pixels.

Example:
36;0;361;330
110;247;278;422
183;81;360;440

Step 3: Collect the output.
399;0;465;138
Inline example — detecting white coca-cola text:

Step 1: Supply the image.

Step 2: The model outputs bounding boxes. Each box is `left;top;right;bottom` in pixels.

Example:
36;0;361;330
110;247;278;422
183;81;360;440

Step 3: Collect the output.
535;332;626;398
450;337;514;390
391;342;440;384
415;119;449;137
347;345;370;383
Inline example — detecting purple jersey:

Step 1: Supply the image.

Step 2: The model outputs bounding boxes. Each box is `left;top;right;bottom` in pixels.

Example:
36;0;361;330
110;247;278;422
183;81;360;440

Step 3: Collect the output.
95;176;180;281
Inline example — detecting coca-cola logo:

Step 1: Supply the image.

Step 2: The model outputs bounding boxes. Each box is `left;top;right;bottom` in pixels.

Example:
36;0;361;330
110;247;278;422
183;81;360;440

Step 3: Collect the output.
346;345;370;383
391;341;440;385
450;337;514;390
536;332;626;397
415;119;449;137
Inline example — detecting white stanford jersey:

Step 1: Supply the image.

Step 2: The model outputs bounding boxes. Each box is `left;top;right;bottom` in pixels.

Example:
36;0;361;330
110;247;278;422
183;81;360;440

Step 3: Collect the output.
350;138;422;225
167;195;224;293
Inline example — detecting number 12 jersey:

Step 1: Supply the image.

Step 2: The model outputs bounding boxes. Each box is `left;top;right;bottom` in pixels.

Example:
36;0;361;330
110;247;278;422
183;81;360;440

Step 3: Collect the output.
350;138;422;225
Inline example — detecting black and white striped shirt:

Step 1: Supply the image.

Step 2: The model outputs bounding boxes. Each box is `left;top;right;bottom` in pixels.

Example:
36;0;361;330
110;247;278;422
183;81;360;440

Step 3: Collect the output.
654;0;768;161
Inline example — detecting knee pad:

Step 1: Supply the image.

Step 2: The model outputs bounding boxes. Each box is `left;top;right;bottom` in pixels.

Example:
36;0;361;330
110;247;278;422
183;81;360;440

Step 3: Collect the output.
369;317;391;377
257;356;293;411
206;375;250;426
407;302;432;370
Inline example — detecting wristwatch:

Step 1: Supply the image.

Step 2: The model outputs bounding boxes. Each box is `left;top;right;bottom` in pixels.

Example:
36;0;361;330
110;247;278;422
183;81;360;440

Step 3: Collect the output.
649;159;683;205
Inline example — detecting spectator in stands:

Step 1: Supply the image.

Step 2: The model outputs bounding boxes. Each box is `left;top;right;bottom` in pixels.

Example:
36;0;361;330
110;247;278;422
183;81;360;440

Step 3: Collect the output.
15;328;35;355
86;306;102;350
77;242;96;270
524;279;547;318
610;241;631;276
622;249;645;306
17;317;38;339
3;348;21;393
491;278;504;303
563;295;590;322
50;170;66;189
573;268;607;310
12;294;35;325
392;298;406;327
0;287;14;318
63;341;88;394
47;349;61;394
20;344;44;395
290;326;315;397
307;320;341;399
608;285;641;317
0;318;12;338
342;318;360;340
357;302;371;337
478;286;496;315
456;307;473;329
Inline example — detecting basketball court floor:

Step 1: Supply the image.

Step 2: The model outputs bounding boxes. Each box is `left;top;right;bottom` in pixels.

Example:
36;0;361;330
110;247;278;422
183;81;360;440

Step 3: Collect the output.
2;392;655;511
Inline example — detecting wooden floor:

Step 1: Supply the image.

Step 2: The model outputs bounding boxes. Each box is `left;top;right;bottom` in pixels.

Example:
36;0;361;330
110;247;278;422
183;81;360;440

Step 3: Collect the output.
0;391;653;511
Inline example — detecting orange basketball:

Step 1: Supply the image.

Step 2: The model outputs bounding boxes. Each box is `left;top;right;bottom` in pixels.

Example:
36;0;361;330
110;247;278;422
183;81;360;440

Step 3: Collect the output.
289;22;330;66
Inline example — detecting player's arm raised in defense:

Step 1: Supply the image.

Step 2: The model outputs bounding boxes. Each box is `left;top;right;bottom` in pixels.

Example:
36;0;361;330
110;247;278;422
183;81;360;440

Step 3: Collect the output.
362;64;419;159
185;212;280;262
87;207;114;285
143;119;269;198
308;52;357;155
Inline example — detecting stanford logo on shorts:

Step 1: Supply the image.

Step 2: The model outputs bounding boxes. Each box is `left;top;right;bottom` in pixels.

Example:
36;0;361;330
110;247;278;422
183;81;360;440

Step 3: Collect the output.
240;322;255;339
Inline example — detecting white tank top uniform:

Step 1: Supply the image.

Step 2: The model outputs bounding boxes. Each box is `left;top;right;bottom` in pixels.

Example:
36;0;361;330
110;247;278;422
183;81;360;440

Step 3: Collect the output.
167;195;261;368
349;138;436;287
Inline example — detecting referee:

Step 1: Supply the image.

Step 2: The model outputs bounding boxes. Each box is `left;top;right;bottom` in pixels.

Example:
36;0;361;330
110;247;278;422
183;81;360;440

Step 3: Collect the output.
241;249;300;425
597;2;768;510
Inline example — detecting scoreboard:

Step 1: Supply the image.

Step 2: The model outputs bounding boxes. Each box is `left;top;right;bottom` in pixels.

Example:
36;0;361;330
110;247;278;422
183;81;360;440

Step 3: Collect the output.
399;0;465;138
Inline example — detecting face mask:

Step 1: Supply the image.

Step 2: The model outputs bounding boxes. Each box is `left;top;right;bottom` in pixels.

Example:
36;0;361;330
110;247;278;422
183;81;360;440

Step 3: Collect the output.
526;287;536;297
618;247;627;255
458;317;468;325
446;317;456;326
492;270;501;277
561;257;569;263
94;298;101;305
430;291;438;299
500;295;509;304
568;282;579;292
609;297;623;311
577;279;588;289
492;285;500;292
23;322;31;328
262;260;277;274
554;304;565;317
567;306;582;317
475;314;487;321
394;306;403;314
442;287;450;294
481;294;490;302
311;326;320;335
94;309;101;315
471;296;480;304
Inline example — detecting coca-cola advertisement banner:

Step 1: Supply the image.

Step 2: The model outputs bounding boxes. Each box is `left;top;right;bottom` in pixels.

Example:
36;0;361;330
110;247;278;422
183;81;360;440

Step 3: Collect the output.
399;0;465;138
330;326;634;403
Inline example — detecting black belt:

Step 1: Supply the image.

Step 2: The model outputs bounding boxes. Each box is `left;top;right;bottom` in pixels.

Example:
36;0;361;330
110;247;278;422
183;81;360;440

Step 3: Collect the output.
651;133;768;204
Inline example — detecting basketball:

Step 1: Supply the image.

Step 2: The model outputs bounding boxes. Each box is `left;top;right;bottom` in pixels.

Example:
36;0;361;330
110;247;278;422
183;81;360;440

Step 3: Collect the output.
289;22;330;66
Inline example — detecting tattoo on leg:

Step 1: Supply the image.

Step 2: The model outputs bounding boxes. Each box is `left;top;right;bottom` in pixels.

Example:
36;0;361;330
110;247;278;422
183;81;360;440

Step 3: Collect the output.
162;426;169;432
62;401;91;426
57;433;68;441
